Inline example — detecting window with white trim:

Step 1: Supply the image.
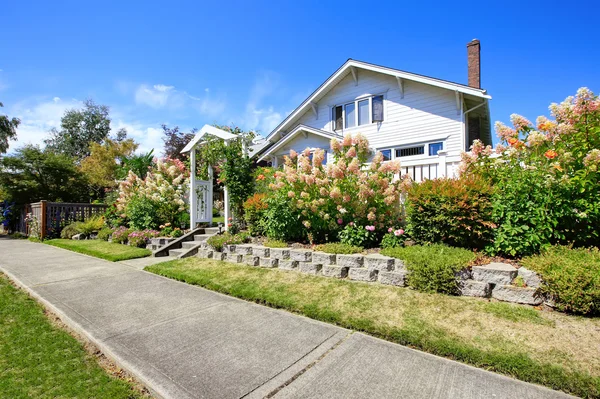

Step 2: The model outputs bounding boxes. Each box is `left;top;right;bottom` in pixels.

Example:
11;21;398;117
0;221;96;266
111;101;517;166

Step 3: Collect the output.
429;142;443;156
332;95;384;131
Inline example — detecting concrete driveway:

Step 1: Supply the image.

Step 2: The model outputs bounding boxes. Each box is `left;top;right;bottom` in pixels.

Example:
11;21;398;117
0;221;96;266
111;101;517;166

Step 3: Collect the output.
0;238;572;399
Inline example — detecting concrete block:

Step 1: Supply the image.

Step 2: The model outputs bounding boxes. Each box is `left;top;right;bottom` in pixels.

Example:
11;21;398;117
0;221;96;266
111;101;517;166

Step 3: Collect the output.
252;246;270;257
227;253;243;263
269;248;290;260
259;257;279;268
393;258;405;271
322;265;348;278
212;252;226;261
492;285;542;305
472;263;517;285
455;268;472;281
244;255;260;266
378;270;407;286
336;254;364;268
278;260;298;271
460;280;491;297
298;262;321;275
517;267;542;288
364;254;394;271
235;244;254;255
312;252;336;265
224;244;237;254
348;268;377;282
289;249;312;262
196;249;214;259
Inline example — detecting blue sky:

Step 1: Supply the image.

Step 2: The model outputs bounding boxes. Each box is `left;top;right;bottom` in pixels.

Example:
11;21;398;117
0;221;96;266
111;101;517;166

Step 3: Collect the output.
1;0;598;153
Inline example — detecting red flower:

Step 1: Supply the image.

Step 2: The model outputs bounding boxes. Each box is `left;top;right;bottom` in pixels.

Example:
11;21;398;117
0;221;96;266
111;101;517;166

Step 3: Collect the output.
544;149;558;159
507;137;519;146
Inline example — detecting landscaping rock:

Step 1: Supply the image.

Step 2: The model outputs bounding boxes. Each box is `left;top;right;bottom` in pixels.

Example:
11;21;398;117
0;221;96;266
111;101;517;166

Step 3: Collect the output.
312;251;336;265
336;254;364;268
278;260;298;271
252;246;270;257
322;265;348;278
349;268;377;282
269;248;290;260
72;233;83;240
517;267;542;289
244;255;260;266
212;252;226;261
472;263;517;285
492;285;542;305
197;249;214;259
235;244;254;255
227;253;243;263
259;257;278;268
224;245;237;254
298;262;322;275
393;258;405;270
289;249;312;262
364;254;394;271
460;280;491;297
455;268;472;281
378;270;407;287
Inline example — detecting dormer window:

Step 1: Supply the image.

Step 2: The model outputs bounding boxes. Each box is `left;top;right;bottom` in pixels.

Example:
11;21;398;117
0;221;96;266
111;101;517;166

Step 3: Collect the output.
332;95;384;131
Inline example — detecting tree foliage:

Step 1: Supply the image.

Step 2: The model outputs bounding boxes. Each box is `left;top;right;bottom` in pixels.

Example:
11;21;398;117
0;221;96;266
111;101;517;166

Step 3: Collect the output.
0;145;90;204
161;124;196;161
44;99;113;160
0;101;20;155
79;138;138;192
120;149;154;180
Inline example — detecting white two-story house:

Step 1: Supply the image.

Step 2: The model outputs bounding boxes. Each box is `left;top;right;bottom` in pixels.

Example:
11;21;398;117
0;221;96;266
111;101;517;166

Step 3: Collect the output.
255;40;492;181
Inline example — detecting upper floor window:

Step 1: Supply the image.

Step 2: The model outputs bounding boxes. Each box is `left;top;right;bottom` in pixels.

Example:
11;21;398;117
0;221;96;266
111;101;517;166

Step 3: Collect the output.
333;95;384;131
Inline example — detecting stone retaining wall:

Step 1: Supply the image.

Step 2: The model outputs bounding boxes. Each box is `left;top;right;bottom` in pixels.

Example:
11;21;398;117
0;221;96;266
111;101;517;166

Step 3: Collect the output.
196;243;544;306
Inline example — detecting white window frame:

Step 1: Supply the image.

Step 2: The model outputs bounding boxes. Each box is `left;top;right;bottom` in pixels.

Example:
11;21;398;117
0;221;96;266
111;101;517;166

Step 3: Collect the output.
332;93;385;132
378;140;446;160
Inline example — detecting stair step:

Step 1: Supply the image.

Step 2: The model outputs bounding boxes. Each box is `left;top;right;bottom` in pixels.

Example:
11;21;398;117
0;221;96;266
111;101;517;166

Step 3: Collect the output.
204;227;221;234
194;234;212;242
181;241;199;249
169;249;183;257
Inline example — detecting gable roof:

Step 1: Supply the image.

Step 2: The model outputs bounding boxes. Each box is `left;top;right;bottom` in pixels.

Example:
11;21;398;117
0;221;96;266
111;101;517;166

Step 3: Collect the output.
265;59;491;143
181;124;238;153
257;125;339;162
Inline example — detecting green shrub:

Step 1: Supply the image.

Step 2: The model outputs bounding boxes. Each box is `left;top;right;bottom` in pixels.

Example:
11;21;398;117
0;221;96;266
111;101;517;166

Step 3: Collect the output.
97;227;113;241
207;232;251;252
127;229;160;248
111;226;130;244
380;229;406;249
263;239;287;248
314;242;363;254
382;244;476;295
60;222;83;239
127;196;160;230
338;223;377;248
243;193;268;236
8;232;27;239
263;193;304;242
522;246;600;315
77;216;105;236
170;228;183;238
406;176;495;250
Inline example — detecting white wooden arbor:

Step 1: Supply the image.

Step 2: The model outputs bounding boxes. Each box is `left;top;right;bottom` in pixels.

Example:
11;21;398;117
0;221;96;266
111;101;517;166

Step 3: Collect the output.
181;125;237;230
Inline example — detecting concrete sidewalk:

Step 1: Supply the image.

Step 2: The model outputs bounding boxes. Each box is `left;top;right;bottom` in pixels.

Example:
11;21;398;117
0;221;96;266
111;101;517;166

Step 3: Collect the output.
0;239;572;399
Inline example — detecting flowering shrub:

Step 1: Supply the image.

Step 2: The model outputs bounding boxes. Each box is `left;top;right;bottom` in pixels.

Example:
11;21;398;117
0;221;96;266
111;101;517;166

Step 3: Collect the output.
461;88;600;256
111;226;130;244
380;228;406;249
337;223;377;248
406;175;495;250
116;158;188;229
243;193;268;236
266;133;404;243
127;229;160;248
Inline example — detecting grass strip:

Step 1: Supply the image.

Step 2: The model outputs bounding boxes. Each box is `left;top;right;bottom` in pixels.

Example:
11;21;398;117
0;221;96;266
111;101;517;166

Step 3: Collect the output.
0;274;142;398
45;239;151;262
146;258;600;398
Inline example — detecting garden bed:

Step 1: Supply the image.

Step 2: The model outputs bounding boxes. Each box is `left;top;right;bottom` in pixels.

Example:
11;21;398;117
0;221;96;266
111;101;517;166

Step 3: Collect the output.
145;257;600;398
0;274;144;398
45;239;151;262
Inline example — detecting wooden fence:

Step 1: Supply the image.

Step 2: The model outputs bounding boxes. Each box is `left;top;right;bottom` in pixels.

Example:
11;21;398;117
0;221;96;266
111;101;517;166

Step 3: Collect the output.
17;201;108;239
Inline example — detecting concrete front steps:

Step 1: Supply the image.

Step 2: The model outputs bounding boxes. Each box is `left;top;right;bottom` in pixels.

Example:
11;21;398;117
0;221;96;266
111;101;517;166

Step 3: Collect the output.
152;227;220;259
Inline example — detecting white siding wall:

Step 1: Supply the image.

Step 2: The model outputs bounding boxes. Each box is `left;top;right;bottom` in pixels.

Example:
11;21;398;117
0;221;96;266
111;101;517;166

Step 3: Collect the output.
294;69;464;161
270;134;332;164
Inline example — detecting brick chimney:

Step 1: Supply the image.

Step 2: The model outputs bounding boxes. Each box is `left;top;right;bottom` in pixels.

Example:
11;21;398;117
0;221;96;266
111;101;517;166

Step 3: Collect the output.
467;39;481;89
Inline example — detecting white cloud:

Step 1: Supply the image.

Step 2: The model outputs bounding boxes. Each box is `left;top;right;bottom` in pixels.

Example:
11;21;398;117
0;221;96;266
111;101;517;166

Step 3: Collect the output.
8;97;82;149
112;119;164;155
135;84;182;109
242;72;284;134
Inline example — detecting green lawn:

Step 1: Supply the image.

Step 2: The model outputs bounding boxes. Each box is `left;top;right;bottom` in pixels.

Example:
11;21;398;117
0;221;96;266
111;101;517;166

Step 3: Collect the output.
146;258;600;398
0;274;142;398
46;239;151;262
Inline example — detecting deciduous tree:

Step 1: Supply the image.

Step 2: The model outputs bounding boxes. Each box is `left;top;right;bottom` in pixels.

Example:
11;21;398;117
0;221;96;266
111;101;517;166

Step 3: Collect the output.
0;101;20;155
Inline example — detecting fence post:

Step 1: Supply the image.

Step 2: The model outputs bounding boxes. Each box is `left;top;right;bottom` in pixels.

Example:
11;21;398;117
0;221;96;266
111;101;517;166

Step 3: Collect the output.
40;200;47;239
437;151;448;178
